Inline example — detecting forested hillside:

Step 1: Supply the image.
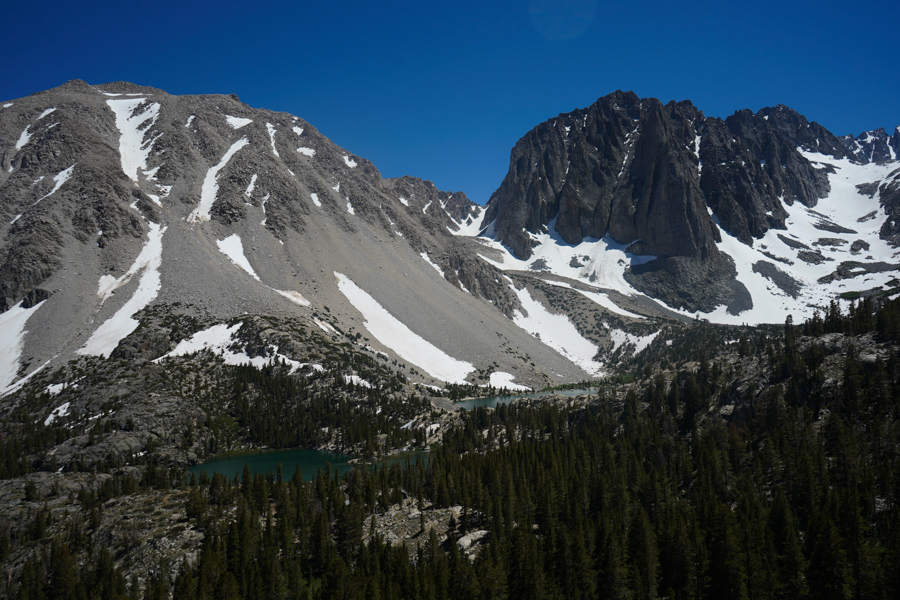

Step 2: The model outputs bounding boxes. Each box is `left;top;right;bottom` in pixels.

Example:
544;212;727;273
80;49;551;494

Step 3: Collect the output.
4;297;900;599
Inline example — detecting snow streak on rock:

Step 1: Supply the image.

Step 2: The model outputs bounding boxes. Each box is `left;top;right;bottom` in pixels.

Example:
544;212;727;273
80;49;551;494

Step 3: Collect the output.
419;252;444;277
106;98;161;184
274;290;310;307
33;165;75;205
335;272;474;383
266;123;279;157
188;138;249;223
97;222;165;303
15;126;32;151
79;223;166;358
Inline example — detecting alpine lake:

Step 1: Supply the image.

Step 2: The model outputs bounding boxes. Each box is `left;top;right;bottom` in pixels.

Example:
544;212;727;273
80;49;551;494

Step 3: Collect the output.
189;387;595;480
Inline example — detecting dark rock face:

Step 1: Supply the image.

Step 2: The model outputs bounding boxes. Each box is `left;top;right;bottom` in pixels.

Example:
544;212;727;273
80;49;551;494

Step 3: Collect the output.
840;127;900;163
878;167;900;245
482;92;869;312
383;176;481;233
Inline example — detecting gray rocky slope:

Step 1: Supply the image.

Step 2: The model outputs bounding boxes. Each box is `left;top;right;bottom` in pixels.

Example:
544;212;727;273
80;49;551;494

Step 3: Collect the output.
1;80;638;401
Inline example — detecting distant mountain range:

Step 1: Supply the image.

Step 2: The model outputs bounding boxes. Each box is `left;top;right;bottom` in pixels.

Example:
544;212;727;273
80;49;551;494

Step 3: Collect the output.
1;80;898;396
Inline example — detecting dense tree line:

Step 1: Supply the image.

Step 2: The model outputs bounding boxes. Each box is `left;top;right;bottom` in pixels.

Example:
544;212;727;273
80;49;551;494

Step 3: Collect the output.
228;364;429;456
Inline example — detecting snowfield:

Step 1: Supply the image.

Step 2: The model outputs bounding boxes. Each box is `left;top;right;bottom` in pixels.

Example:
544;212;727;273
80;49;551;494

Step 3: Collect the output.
510;285;604;376
691;152;900;324
477;218;656;298
79;224;166;358
335;272;475;383
107;98;161;184
0;301;46;393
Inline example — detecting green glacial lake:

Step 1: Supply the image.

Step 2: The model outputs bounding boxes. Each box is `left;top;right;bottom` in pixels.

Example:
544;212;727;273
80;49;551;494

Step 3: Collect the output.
188;448;354;481
189;447;429;481
455;388;595;410
189;389;593;479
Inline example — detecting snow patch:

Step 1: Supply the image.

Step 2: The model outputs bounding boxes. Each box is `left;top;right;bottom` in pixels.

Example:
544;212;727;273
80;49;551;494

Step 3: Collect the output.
399;197;409;206
153;322;310;374
46;382;73;397
297;147;315;157
79;224;166;358
335;272;474;383
292;126;304;136
188;137;249;223
216;234;260;281
344;375;372;388
37;108;56;120
245;173;258;197
343;155;357;168
488;371;531;391
478;220;654;298
44;402;71;426
225;115;252;129
310;193;321;207
607;327;660;354
448;206;488;237
314;319;338;335
96;222;167;303
185;115;195;127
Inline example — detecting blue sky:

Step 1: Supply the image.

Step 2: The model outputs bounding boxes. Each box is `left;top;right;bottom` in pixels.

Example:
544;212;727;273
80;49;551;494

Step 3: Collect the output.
2;0;897;204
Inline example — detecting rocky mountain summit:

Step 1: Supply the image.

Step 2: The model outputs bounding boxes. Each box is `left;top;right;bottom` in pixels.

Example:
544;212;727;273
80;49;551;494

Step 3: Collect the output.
482;91;900;314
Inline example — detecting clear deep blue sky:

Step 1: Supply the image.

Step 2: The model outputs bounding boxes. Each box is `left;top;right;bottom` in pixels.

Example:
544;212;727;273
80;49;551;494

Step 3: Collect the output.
2;0;897;204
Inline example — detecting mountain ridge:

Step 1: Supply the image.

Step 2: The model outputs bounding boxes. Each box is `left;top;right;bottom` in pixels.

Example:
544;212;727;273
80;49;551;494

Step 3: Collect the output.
1;81;899;401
